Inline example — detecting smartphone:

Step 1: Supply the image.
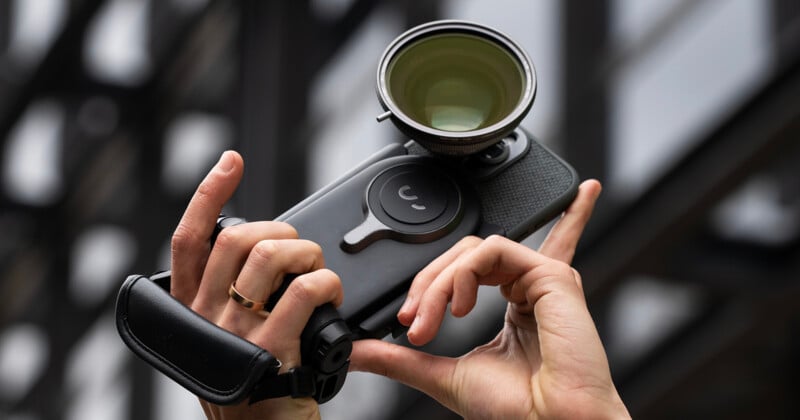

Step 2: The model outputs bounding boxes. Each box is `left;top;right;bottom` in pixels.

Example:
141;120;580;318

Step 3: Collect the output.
275;127;578;340
116;20;579;405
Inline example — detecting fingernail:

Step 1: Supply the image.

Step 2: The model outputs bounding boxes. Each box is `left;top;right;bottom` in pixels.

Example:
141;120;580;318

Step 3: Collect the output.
217;151;235;172
399;295;413;314
407;315;422;344
410;314;421;332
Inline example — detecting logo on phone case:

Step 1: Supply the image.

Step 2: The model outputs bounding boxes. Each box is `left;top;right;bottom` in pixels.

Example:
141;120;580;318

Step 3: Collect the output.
398;185;426;211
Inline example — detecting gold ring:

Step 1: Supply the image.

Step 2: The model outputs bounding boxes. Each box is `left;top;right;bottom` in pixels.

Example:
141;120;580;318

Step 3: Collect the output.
228;282;269;317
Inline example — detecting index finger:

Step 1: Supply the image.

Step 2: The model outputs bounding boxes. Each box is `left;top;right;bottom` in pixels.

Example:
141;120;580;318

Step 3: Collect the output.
408;236;559;344
171;151;244;303
538;179;601;264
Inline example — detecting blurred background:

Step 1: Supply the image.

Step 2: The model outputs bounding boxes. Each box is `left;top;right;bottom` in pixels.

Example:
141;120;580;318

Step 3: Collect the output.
1;0;799;418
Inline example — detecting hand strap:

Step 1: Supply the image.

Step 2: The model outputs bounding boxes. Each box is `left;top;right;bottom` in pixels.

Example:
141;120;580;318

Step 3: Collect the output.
115;272;336;405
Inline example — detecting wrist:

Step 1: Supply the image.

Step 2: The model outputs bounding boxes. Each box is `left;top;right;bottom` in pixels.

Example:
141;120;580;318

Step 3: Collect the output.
536;388;630;420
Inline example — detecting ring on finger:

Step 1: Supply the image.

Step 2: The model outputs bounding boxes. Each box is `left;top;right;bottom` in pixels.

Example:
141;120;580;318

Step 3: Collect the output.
228;282;270;317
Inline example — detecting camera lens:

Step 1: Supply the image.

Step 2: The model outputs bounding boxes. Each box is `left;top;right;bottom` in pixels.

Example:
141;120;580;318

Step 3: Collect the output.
387;34;523;132
377;20;536;155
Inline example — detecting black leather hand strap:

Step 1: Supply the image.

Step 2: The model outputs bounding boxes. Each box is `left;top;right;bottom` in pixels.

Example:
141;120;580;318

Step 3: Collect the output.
115;273;315;405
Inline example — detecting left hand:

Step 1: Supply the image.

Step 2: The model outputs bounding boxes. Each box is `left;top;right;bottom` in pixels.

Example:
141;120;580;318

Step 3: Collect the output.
171;151;341;420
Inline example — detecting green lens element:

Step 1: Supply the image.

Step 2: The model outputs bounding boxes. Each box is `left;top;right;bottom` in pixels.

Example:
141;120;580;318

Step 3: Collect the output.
386;33;525;132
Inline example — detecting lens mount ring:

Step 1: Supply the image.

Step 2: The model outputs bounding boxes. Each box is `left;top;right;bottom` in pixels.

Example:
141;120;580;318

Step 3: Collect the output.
376;20;536;155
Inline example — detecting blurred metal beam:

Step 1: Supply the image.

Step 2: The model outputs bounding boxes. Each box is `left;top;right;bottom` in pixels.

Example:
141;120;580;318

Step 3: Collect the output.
233;0;395;219
615;222;800;416
575;53;800;299
614;243;800;417
577;3;800;417
402;0;442;28
599;0;709;77
668;229;800;292
310;0;383;71
772;0;800;67
235;0;313;220
0;1;8;42
561;0;611;183
0;0;104;163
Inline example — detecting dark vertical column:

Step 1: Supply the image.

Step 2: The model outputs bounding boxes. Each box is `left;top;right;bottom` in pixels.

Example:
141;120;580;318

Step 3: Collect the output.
0;0;12;169
235;1;312;220
0;0;9;51
559;1;615;402
771;0;800;68
561;0;610;183
0;0;104;163
402;0;442;28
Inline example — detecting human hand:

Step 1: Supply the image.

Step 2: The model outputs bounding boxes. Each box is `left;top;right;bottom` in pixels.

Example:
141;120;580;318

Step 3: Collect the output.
170;151;342;420
350;180;630;419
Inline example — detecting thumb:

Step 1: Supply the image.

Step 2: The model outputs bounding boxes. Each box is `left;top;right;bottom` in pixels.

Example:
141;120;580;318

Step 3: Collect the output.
350;339;457;407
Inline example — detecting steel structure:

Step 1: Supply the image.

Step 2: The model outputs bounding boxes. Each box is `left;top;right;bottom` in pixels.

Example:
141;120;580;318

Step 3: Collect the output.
0;1;798;419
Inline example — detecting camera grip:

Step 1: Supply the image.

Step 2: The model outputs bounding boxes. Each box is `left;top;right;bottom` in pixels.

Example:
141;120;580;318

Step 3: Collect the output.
301;304;352;374
115;273;283;405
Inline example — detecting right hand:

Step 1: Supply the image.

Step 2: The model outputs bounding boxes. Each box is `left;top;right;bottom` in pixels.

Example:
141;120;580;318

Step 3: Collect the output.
350;180;630;419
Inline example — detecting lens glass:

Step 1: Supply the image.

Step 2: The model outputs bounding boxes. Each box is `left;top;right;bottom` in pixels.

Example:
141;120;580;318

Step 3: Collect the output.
386;33;524;132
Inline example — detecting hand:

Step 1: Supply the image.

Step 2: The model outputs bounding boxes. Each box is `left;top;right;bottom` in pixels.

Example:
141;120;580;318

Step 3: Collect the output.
350;180;630;419
170;151;341;420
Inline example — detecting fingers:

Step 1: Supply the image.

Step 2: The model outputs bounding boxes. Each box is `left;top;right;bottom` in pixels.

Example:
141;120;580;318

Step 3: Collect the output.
399;236;481;326
407;236;532;344
208;235;341;371
211;235;325;324
171;151;244;304
226;238;324;306
190;222;304;313
538;179;601;264
256;269;344;370
399;180;601;344
407;235;587;346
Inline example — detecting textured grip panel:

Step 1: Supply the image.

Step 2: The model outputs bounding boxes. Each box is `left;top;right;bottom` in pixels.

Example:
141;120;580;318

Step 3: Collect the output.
406;129;578;239
475;138;576;238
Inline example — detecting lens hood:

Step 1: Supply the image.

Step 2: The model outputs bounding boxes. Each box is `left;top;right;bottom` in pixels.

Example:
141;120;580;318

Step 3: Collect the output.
376;20;536;155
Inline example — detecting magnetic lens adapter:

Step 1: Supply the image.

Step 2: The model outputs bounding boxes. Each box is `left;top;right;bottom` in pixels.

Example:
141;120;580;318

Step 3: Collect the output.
377;20;536;155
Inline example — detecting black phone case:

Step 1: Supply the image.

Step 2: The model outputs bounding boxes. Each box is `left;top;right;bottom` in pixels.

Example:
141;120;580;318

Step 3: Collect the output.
115;129;578;404
275;129;578;339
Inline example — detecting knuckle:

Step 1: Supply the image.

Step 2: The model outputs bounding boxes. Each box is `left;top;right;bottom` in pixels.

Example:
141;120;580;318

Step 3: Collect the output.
544;260;581;288
483;234;509;250
171;223;203;256
212;226;244;251
551;260;574;277
315;268;340;284
251;239;279;263
318;269;344;296
300;239;324;258
286;277;315;303
273;221;298;239
459;235;483;248
194;180;216;204
286;270;342;304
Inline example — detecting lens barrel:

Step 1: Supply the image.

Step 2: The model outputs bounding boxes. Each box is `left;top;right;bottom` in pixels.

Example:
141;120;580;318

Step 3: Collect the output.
377;20;536;155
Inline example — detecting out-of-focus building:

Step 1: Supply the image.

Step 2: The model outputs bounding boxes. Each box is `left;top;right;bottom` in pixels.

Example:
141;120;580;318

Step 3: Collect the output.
0;1;798;419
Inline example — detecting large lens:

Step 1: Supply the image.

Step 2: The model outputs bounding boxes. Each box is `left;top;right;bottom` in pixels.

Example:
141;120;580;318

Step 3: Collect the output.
387;33;524;133
377;21;535;155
